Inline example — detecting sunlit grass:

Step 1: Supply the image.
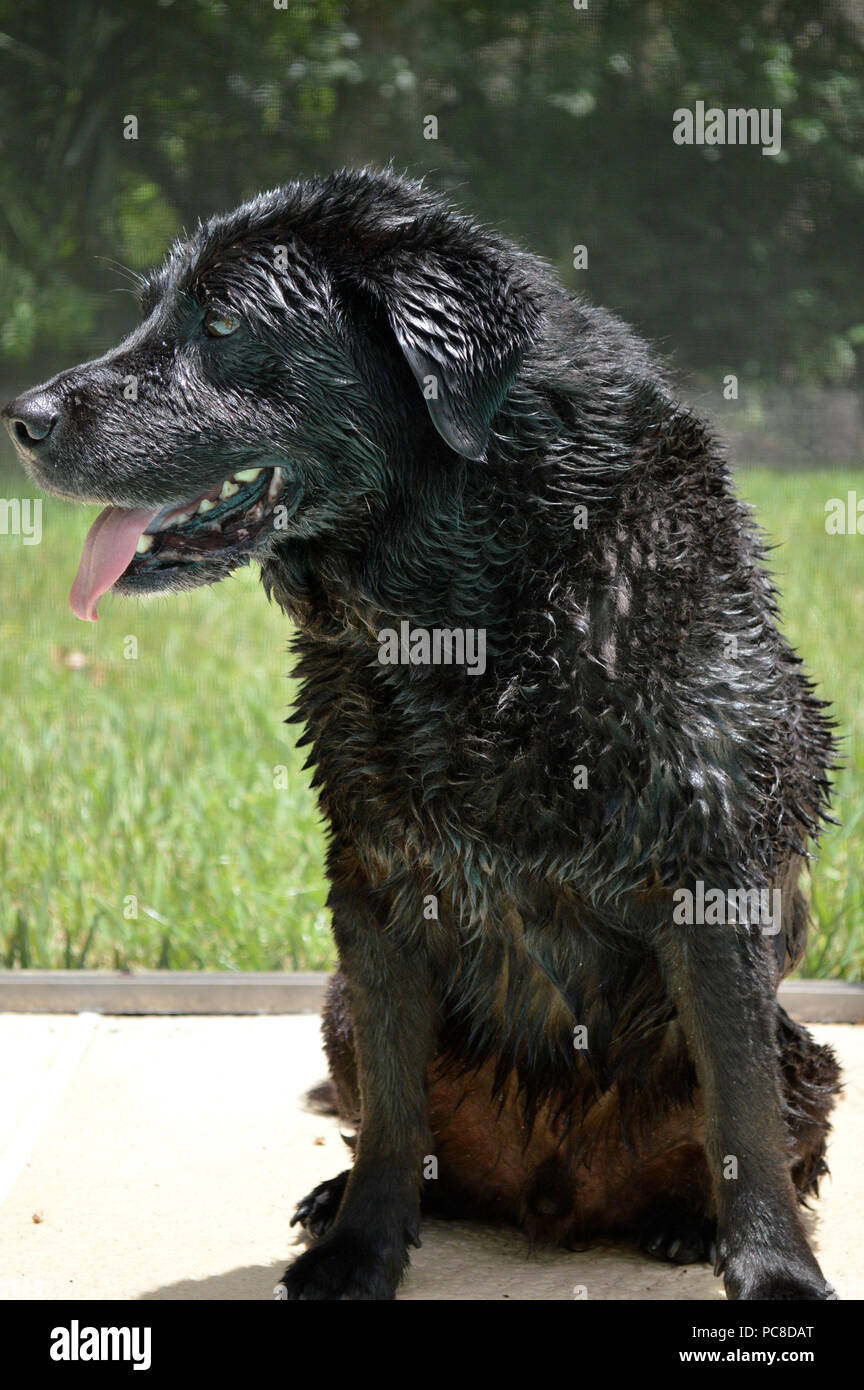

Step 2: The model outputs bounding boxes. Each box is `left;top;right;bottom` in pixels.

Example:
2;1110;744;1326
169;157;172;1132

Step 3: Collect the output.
735;468;864;978
0;474;330;970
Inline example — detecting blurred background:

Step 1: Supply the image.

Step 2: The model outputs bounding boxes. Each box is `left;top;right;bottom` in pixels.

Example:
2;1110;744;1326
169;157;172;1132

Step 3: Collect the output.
0;0;862;976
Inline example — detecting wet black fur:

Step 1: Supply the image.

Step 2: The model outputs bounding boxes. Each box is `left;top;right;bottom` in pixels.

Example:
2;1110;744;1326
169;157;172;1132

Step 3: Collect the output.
5;168;841;1301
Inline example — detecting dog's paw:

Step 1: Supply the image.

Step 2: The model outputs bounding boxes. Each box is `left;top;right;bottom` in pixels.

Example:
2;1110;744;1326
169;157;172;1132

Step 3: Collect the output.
638;1209;716;1266
728;1270;838;1301
275;1228;406;1301
720;1244;837;1301
290;1170;350;1239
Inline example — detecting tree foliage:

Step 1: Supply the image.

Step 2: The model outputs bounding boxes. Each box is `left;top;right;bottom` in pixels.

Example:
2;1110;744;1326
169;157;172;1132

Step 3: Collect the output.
0;0;861;384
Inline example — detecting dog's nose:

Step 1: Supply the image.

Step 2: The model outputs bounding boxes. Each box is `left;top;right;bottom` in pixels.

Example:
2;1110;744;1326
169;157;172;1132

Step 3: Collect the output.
2;391;62;448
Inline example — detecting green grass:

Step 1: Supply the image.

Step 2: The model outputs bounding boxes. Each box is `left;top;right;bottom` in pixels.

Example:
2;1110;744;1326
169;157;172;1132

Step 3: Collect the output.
0;466;862;975
735;468;864;979
0;471;331;971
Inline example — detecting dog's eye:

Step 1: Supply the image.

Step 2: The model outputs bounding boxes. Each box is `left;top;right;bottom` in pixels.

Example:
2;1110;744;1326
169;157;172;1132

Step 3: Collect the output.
203;310;241;338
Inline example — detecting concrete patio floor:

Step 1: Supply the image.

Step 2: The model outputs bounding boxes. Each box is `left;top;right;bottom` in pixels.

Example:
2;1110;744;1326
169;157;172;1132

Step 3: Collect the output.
0;1013;861;1301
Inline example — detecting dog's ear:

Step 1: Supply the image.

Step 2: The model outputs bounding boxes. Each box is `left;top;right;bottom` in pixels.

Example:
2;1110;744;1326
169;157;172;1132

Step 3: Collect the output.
367;253;540;461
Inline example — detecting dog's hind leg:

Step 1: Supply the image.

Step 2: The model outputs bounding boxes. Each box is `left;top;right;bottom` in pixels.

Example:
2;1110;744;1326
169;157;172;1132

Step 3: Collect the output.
289;974;358;1243
290;1169;351;1240
777;1007;841;1199
637;1204;716;1266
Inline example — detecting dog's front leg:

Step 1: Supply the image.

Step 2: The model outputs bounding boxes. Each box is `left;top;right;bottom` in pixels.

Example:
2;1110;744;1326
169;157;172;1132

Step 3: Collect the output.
280;878;436;1301
656;917;835;1301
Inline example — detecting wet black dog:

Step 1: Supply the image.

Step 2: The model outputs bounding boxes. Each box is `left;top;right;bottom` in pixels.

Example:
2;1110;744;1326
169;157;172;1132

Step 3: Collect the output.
5;168;840;1300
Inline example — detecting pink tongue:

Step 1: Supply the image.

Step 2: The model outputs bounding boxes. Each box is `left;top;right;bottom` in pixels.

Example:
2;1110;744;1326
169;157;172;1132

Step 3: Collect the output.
70;506;158;622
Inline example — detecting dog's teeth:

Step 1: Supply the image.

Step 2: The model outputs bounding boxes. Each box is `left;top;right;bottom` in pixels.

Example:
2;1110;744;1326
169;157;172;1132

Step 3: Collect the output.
135;535;154;554
248;502;265;524
172;510;191;525
198;498;217;513
220;481;240;500
233;467;262;482
267;469;284;500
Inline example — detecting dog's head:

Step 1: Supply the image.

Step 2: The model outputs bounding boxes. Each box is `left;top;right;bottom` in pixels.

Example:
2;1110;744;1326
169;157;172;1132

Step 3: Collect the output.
3;168;543;620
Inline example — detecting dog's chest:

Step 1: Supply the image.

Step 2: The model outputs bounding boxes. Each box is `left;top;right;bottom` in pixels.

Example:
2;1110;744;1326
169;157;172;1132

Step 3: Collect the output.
296;645;555;835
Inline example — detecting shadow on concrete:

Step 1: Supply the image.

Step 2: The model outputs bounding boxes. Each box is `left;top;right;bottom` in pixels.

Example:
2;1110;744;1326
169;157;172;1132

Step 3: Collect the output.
139;1219;726;1301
